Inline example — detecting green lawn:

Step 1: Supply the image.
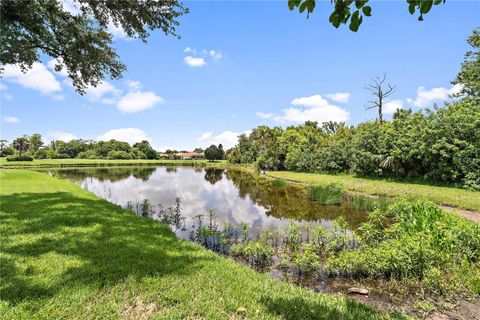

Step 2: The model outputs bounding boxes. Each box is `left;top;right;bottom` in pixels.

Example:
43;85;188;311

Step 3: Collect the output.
0;158;225;167
0;170;400;320
266;171;480;211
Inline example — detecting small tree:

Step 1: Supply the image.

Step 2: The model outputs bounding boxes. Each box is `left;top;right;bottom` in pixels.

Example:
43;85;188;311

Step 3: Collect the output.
365;73;396;124
205;145;219;162
217;144;225;160
29;133;43;153
12;136;30;156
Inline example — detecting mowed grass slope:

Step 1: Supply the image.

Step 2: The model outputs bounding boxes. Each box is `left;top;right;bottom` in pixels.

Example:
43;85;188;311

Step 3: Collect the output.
0;170;399;320
266;171;480;211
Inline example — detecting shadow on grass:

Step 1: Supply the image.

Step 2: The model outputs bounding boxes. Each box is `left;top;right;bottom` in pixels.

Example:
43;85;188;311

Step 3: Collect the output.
260;296;400;320
0;192;211;304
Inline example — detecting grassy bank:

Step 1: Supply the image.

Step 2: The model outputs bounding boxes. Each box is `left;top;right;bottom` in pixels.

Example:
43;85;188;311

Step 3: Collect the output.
266;171;480;211
0;158;226;168
0;170;397;320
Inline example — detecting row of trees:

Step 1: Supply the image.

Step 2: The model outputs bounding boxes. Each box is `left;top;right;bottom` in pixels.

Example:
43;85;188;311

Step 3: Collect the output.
227;99;479;190
227;29;479;190
1;135;158;160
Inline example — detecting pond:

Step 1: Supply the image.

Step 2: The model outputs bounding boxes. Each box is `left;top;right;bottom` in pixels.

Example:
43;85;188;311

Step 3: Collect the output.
46;166;368;239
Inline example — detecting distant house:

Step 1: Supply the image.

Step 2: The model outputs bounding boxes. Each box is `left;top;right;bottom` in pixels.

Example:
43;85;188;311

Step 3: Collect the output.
176;152;204;160
157;153;169;159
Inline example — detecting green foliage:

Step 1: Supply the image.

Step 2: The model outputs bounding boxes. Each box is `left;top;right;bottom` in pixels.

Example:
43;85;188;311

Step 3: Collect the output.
6;155;33;161
33;148;49;159
204;144;224;161
0;0;187;94
11;136;29;156
271;178;287;187
289;0;445;31
132;140;157;159
230;98;480;190
231;240;274;269
309;183;344;205
292;243;320;275
107;150;132;160
0;146;15;157
452;29;480;99
326;198;480;296
6;136;163;161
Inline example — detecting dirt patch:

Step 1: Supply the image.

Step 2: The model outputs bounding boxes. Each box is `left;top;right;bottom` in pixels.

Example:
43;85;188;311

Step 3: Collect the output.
440;206;480;223
426;300;480;320
121;297;157;320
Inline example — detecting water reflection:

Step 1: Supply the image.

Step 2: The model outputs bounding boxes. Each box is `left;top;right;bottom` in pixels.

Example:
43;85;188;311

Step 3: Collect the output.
47;166;368;239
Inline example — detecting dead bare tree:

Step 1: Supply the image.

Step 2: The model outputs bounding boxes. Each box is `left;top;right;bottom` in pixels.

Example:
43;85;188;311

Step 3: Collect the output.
364;73;396;124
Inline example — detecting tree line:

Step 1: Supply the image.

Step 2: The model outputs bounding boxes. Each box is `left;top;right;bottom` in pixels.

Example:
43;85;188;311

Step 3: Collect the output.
1;136;158;161
227;30;479;190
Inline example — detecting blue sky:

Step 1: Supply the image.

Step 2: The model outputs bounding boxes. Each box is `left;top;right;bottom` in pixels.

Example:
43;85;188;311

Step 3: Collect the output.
1;0;479;150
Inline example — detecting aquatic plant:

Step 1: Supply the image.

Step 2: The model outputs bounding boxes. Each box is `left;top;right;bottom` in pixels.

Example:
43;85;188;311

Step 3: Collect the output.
271;178;287;187
231;240;274;270
309;183;344;205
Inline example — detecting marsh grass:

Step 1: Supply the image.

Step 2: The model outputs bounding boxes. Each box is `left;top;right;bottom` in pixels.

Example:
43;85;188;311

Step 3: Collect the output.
309;183;345;205
271;178;287;187
345;194;391;211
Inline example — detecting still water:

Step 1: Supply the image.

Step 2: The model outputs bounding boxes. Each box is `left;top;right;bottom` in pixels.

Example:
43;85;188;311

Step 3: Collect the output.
47;166;368;238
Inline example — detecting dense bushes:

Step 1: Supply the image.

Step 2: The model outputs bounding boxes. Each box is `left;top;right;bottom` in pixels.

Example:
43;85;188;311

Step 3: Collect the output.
326;199;480;295
227;99;480;190
6;155;33;161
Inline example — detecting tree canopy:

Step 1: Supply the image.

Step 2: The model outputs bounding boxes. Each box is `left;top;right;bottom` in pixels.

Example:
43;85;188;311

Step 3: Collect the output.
289;0;446;32
452;28;480;99
0;0;188;93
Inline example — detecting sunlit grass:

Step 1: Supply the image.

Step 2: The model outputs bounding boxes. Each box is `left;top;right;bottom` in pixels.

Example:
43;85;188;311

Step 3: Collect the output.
267;171;480;211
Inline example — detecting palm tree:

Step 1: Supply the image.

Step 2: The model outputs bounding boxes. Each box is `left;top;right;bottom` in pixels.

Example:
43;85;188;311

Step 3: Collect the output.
12;136;29;156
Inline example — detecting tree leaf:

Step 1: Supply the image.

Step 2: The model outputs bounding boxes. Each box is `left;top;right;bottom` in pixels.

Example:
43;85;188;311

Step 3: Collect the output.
420;0;433;14
362;6;372;16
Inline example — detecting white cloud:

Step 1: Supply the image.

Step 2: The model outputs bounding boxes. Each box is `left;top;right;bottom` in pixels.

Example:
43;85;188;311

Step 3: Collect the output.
184;56;206;67
291;94;331;108
98;128;151;144
3;116;19;124
107;22;128;39
257;94;350;125
325;92;351;103
60;0;82;15
3;63;62;95
85;81;121;101
126;80;141;90
116;90;163;113
47;58;69;77
383;99;403;114
183;47;223;67
408;84;463;107
209;50;223;60
256;112;274;119
197;132;213;141
48;131;77;142
0;83;7;90
196;130;251;149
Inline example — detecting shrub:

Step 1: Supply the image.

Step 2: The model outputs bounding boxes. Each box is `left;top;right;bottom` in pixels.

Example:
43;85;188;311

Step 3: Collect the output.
271;178;287;187
292;243;320;275
107;150;132;160
0;146;15;157
309;183;344;204
77;150;98;159
33;148;49;159
6;155;33;161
